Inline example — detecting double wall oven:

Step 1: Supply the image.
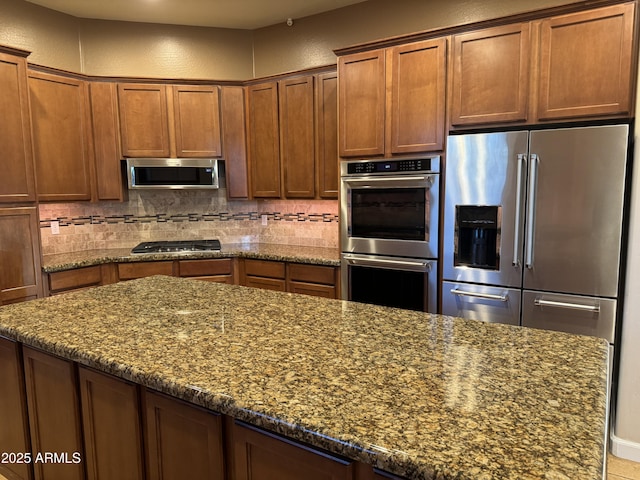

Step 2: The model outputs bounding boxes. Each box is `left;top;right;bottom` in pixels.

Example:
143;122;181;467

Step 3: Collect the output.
340;157;440;313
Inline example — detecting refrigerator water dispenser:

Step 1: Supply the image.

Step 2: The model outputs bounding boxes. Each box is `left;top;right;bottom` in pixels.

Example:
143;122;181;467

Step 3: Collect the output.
455;206;501;269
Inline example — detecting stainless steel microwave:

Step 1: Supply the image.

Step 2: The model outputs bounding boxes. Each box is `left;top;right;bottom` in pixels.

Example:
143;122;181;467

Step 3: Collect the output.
126;158;219;190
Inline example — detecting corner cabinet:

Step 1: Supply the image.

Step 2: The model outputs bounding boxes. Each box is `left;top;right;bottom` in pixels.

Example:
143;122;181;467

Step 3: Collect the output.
221;86;250;199
315;72;339;198
338;38;447;158
28;71;93;202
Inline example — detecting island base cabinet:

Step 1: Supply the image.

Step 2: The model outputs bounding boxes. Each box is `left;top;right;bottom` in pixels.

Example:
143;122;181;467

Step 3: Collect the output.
231;422;354;480
22;347;85;480
0;337;32;480
143;390;225;480
78;367;145;480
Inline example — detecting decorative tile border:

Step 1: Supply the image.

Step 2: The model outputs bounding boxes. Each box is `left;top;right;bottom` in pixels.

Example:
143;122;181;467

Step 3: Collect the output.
40;211;339;228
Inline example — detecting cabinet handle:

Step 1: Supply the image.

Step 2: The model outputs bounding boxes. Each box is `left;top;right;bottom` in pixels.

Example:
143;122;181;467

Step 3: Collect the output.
534;298;600;313
450;288;508;302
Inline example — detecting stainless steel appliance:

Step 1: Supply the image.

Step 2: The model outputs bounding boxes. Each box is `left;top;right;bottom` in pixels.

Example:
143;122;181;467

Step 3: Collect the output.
126;158;219;189
340;157;440;313
131;239;221;254
442;124;629;343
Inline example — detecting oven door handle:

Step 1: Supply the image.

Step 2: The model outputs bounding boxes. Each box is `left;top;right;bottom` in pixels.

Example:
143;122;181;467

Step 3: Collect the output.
450;288;509;302
345;256;433;272
343;175;434;184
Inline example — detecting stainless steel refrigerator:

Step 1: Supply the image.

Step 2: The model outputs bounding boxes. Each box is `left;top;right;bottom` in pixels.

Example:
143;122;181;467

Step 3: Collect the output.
442;124;629;344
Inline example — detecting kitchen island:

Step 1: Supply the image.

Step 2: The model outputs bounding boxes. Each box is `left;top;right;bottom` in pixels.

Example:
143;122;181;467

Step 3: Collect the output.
0;276;609;479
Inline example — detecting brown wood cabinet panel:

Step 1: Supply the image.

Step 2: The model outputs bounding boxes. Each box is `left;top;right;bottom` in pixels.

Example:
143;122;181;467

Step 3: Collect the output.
118;83;170;157
244;276;287;291
243;259;286;279
279;76;315;198
22;347;85;480
178;258;233;277
173;85;222;158
288;281;336;299
450;23;531;126
248;82;281;197
233;422;353;480
48;265;103;294
78;367;144;480
144;390;225;480
28;71;93;202
89;82;124;201
221;86;249;199
389;38;446;153
0;337;33;480
117;261;174;280
338;50;386;157
0;51;36;203
0;207;42;306
288;263;336;285
315;72;339;198
537;3;635;120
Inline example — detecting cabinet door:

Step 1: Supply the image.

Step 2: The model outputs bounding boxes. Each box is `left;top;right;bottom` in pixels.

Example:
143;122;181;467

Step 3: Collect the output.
233;422;353;480
29;71;93;202
47;266;103;295
22;347;85;480
173;85;222;158
118;83;170;157
0;337;33;480
315;72;338;198
248;82;281;197
117;261;174;281
0;50;36;203
0;207;42;305
450;23;531;126
89;82;124;201
279;76;315;198
79;367;144;480
390;38;446;153
537;3;635;120
338;50;385;157
221;86;249;199
144;390;225;480
178;258;234;284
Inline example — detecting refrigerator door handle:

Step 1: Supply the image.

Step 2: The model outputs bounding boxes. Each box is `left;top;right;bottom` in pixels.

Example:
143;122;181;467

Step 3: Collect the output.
450;288;509;302
513;154;526;267
525;154;539;269
534;298;601;313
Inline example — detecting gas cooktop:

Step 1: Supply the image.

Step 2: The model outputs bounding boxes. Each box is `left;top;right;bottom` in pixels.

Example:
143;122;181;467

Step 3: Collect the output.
131;239;221;254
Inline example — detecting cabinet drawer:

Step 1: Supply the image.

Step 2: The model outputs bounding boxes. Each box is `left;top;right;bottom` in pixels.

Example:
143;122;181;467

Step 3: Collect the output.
243;259;285;279
288;281;336;299
117;262;174;280
244;276;286;292
288;263;335;285
49;266;102;293
178;259;232;277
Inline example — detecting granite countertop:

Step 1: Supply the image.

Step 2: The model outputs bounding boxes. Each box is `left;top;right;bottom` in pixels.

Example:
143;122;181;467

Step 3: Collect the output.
0;276;609;479
41;243;341;272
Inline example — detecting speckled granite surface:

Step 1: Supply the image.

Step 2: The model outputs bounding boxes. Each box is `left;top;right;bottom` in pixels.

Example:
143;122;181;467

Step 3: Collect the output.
41;243;341;272
0;276;608;480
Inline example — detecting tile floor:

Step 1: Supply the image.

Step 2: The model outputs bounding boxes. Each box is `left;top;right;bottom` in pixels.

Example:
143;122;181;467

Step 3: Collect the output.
609;454;640;480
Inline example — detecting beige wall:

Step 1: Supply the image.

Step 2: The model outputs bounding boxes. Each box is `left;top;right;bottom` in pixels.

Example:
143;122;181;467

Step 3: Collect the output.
0;0;601;80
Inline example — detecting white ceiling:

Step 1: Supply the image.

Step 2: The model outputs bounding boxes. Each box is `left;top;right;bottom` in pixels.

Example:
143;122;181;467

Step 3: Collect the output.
24;0;367;29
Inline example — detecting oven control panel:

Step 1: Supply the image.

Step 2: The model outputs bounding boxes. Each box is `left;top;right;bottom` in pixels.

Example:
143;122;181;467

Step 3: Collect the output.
345;158;438;175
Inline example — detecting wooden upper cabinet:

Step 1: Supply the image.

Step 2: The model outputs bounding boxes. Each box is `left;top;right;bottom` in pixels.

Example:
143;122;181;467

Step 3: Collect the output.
338;49;386;157
537;2;635;120
315;72;338;198
29;71;93;202
221;86;249;199
173;85;222;157
0;49;36;203
247;82;281;198
0;207;42;305
279;75;315;198
118;83;171;157
450;23;531;126
389;38;446;153
89;82;125;201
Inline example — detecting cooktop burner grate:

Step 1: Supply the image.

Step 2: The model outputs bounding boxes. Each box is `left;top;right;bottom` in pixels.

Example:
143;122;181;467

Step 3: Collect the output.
131;239;221;254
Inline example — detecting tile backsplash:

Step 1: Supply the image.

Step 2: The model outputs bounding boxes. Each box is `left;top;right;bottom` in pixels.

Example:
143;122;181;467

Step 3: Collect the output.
39;188;339;255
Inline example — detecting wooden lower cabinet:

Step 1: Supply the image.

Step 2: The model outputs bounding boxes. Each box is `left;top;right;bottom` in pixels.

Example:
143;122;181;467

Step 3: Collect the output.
240;258;287;292
232;422;353;480
178;258;235;284
22;347;85;480
0;337;32;480
144;390;225;480
78;367;144;480
117;261;174;280
47;265;113;295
